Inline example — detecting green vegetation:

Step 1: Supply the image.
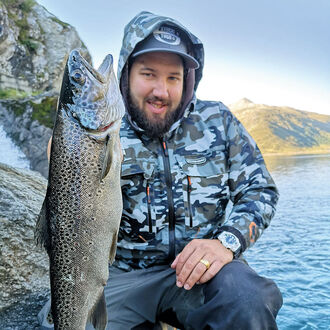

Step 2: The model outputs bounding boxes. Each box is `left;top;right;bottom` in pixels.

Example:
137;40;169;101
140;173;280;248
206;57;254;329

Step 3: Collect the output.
3;99;27;117
16;19;39;55
0;88;43;99
3;0;39;54
231;103;330;155
0;88;29;99
50;16;70;29
30;97;57;128
2;0;36;11
19;0;36;12
0;89;57;128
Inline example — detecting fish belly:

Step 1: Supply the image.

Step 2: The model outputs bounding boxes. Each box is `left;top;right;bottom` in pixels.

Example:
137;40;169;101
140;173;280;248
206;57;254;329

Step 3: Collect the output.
47;108;122;329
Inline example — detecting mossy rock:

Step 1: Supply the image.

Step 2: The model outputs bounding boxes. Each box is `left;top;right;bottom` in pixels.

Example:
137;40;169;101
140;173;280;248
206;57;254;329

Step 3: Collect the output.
3;0;39;54
2;0;36;12
0;92;58;129
0;88;29;99
30;97;57;128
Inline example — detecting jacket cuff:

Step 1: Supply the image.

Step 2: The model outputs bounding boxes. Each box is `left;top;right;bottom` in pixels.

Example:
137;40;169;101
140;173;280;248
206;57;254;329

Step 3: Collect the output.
213;225;247;255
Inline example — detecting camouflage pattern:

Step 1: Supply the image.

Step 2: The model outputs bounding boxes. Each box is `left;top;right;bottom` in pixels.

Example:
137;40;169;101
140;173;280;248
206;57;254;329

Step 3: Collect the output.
115;12;279;270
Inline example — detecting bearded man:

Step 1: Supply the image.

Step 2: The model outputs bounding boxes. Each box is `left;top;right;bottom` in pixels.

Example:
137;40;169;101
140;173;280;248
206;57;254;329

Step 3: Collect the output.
39;11;282;330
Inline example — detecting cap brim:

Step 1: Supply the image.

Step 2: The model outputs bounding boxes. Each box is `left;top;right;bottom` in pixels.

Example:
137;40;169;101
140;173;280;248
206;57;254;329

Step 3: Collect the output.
132;48;200;70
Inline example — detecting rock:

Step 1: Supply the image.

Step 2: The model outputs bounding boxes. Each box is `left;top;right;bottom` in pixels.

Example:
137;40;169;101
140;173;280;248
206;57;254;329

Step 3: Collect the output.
0;162;49;328
0;94;54;177
0;0;93;178
0;0;91;94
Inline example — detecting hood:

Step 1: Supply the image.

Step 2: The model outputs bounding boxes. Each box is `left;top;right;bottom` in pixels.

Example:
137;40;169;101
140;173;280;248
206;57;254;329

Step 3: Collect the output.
118;11;204;93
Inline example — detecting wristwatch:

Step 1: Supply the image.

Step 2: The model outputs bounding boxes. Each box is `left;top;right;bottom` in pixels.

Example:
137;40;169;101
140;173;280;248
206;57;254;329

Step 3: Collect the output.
217;231;241;259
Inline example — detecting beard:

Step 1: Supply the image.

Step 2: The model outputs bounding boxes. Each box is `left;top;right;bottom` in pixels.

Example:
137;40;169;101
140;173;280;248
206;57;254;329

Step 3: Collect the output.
127;93;182;139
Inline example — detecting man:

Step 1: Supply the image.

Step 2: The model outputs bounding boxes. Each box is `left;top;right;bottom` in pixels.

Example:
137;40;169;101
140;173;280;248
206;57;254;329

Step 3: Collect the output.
39;11;282;330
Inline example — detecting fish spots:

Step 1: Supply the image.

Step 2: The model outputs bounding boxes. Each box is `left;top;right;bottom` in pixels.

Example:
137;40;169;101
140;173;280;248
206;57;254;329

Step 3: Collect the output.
46;311;54;324
44;69;123;327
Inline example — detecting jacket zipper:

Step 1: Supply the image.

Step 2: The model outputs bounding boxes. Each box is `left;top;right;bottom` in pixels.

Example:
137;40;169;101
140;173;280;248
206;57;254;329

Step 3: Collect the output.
187;176;193;227
160;138;176;260
146;181;152;233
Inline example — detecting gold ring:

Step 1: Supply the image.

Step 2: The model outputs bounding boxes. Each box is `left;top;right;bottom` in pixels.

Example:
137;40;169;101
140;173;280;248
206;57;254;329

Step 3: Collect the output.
199;259;210;270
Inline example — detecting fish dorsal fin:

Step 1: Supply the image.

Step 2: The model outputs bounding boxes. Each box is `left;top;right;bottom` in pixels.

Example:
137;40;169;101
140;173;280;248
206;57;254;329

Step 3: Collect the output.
98;54;113;82
34;199;51;255
100;136;112;181
88;291;107;330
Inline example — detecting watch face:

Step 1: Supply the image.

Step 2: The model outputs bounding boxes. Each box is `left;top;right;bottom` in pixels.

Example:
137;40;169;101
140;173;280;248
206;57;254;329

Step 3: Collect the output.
225;234;237;245
219;231;241;253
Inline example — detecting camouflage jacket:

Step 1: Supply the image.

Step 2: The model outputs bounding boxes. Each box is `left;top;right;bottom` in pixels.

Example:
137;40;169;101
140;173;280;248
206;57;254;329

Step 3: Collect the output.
114;12;279;271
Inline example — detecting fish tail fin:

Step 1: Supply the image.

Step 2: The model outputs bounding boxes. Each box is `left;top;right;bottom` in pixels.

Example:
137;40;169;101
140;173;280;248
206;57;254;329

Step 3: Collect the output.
88;290;107;330
34;199;51;254
109;231;118;264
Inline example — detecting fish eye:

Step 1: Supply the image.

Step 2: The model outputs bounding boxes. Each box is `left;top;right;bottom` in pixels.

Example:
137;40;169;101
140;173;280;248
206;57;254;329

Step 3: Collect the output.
71;69;85;85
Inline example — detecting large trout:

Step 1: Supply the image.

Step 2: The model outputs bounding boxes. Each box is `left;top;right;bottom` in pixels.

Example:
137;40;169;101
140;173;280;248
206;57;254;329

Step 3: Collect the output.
35;49;124;329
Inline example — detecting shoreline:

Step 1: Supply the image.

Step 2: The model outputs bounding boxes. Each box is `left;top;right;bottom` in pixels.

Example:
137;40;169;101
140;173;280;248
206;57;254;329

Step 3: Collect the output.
262;150;330;157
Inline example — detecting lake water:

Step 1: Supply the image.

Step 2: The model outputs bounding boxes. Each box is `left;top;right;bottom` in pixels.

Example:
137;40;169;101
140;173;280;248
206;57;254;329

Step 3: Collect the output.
0;125;30;169
0;128;329;329
245;154;330;330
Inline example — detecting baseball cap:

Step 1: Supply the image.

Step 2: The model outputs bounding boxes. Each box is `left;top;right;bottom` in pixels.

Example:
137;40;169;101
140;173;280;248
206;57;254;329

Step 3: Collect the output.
131;25;200;69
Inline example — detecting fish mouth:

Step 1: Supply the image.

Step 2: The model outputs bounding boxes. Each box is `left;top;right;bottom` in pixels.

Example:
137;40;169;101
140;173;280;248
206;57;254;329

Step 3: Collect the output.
69;49;113;84
86;119;121;140
99;122;114;132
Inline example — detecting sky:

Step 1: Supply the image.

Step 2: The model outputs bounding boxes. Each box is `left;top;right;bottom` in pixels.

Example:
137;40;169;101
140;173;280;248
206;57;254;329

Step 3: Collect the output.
37;0;330;115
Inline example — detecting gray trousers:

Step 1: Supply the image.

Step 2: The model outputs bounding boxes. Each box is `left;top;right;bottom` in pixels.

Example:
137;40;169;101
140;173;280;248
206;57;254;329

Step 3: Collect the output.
38;260;282;329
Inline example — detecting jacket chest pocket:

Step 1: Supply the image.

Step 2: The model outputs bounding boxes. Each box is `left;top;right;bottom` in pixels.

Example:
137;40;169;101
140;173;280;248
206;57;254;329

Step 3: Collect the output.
175;153;229;231
121;159;156;242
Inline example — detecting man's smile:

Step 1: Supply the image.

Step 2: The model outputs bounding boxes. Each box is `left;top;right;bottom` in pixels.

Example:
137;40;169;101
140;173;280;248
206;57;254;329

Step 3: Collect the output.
146;99;169;114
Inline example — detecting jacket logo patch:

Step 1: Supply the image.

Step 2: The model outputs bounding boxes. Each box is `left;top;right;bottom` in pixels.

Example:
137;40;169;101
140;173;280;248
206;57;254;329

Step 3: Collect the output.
185;156;207;165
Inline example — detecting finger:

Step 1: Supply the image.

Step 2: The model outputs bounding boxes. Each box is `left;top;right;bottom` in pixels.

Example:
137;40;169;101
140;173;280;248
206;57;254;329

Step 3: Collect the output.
176;249;205;287
198;260;223;284
183;258;212;290
174;241;198;275
171;252;181;269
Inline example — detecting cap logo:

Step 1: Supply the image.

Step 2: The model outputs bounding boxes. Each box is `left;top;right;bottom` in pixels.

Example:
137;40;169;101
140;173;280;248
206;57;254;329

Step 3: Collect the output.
153;26;181;46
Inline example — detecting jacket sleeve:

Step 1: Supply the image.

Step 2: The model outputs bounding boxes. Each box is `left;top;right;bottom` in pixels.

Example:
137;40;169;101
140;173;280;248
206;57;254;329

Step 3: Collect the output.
214;109;279;253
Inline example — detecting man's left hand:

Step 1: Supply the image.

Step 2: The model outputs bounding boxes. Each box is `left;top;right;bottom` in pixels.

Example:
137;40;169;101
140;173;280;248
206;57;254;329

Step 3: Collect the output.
171;239;233;290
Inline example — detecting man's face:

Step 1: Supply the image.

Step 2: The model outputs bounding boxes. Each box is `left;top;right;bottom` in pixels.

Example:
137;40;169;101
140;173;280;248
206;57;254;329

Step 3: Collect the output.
128;51;184;138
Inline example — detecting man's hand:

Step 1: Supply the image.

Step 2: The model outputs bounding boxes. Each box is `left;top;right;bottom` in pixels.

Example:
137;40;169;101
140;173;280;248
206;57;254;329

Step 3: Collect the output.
171;239;233;290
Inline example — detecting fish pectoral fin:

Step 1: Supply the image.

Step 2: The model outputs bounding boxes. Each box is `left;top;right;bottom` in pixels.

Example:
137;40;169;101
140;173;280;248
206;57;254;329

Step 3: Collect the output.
88;290;107;330
109;231;118;265
100;137;112;181
34;199;51;254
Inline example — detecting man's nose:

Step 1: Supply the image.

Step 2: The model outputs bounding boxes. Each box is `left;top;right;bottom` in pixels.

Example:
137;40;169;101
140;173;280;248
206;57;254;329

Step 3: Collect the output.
153;79;169;99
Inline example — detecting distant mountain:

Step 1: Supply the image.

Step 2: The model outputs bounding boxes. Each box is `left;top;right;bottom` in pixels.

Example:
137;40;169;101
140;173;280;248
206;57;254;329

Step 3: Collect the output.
229;99;330;155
